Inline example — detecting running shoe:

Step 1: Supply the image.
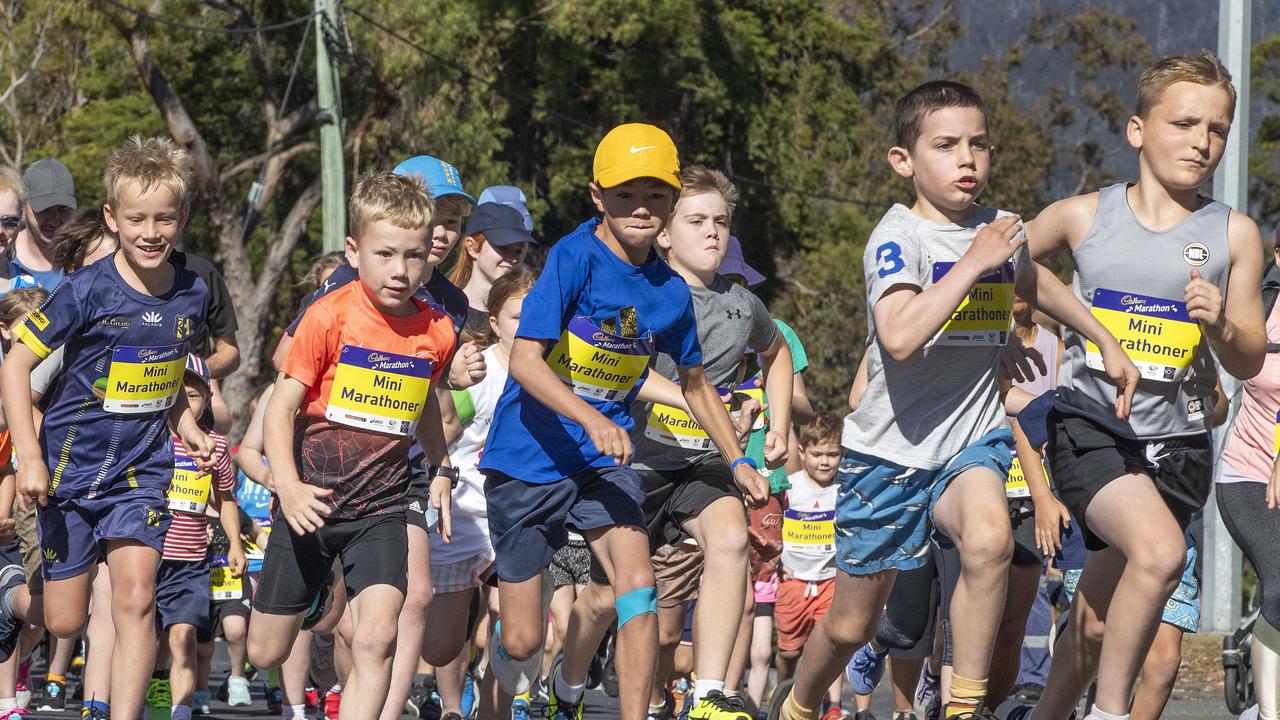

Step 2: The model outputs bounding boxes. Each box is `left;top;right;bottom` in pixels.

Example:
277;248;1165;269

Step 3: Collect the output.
440;713;463;720
460;673;477;718
1240;706;1259;720
546;656;584;720
892;713;919;720
914;664;940;720
0;566;25;662
510;697;532;720
689;691;752;720
405;680;438;718
1010;684;1043;705
670;677;690;718
15;657;29;709
266;685;284;715
38;679;66;711
193;689;211;715
305;686;320;711
601;635;618;698
323;688;342;720
227;676;252;707
82;706;108;720
846;644;888;695
822;709;851;720
943;705;998;720
765;678;796;720
992;700;1034;720
648;689;675;720
0;709;28;719
144;678;171;720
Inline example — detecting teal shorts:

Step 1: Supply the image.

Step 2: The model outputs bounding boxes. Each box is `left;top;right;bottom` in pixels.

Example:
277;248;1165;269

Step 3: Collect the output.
1063;545;1200;632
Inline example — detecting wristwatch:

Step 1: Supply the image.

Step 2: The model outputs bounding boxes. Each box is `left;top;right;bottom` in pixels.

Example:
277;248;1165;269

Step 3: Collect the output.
432;465;460;489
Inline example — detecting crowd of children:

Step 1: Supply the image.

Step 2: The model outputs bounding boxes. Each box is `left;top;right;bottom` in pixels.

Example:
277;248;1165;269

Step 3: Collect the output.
0;46;1265;720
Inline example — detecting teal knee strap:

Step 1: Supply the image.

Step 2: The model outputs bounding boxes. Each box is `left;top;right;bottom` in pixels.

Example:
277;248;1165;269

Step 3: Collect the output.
615;586;657;629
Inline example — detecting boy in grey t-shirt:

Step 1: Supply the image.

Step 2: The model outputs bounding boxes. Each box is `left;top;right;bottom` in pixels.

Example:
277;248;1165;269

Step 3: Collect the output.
556;166;792;720
768;82;1137;720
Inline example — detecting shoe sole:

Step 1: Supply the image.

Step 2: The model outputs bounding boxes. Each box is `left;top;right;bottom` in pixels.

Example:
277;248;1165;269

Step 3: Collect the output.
766;678;796;720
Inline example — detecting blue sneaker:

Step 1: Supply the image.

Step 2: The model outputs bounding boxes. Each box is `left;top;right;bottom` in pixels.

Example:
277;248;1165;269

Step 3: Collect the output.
511;697;532;720
845;644;888;695
460;674;477;718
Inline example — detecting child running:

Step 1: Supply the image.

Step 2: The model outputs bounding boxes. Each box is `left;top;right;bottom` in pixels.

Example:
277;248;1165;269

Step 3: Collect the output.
999;51;1266;720
246;172;458;720
0;135;211;720
767;81;1138;720
479;124;769;720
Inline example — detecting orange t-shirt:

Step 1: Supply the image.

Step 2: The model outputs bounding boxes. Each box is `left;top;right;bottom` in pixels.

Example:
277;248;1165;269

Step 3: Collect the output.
282;280;456;519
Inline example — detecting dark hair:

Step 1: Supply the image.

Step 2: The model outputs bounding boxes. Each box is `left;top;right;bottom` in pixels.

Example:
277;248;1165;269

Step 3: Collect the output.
50;207;116;272
299;251;346;293
471;264;538;347
894;80;987;150
798;411;842;448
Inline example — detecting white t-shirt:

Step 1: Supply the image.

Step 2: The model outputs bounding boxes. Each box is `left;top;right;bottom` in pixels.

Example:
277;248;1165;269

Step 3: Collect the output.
430;346;507;565
780;470;838;581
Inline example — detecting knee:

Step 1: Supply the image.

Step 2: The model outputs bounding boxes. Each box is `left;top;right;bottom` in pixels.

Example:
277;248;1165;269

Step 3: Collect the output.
247;633;288;669
1128;547;1184;594
614;567;657;596
403;574;434;616
658;617;684;650
223;621;246;644
45;611;86;640
112;581;156;619
961;524;1013;572
500;621;545;661
169;625;197;658
779;649;801;662
825;613;876;651
351;618;399;660
703;524;749;566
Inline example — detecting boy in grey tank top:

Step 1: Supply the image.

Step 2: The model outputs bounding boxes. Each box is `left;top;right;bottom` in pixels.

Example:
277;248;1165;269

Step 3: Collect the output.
767;81;1137;720
1000;52;1267;720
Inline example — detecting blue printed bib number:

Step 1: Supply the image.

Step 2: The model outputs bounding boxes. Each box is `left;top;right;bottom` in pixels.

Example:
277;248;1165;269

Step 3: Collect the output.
166;455;210;513
548;316;653;402
102;343;187;414
931;261;1015;346
1086;289;1200;382
326;346;433;436
209;556;242;600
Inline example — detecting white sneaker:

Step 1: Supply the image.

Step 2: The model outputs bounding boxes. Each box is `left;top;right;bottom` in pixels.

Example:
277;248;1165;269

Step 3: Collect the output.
1239;706;1259;720
227;676;252;707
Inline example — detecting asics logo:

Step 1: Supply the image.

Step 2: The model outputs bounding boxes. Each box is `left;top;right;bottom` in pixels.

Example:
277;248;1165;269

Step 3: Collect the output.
629;145;656;154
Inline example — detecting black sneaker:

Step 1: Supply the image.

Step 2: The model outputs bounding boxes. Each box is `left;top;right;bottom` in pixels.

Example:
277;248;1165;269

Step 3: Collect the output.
1011;684;1043;705
301;570;335;630
38;678;66;711
0;565;26;662
266;685;284;715
601;635;619;698
766;678;796;720
587;633;608;689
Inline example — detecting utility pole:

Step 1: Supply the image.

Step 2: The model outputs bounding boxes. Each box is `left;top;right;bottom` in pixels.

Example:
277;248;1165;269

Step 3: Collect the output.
315;0;345;252
1206;0;1251;634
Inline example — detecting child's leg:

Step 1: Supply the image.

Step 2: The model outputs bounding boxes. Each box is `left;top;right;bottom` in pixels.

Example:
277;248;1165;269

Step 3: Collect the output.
39;574;92;639
585;523;658;720
682;496;751;695
890;657;924;714
344;584;405;720
168;623;199;710
1128;622;1184;720
746;612;773;708
377;524;433;720
986;559;1040;703
547;583;577;671
103;540;161;720
558;577;616;688
930;467;1013;712
654;601;689;707
724;587;756;699
247;609;305;668
421;589;476;715
46;635;76;683
80;564;113;708
222;614;249;679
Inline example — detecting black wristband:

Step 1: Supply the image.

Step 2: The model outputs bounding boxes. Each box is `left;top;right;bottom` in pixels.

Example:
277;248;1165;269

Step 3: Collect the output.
432;465;460;489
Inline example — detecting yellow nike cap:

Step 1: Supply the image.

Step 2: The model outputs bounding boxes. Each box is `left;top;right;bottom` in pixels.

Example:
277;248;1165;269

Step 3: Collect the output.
593;123;681;190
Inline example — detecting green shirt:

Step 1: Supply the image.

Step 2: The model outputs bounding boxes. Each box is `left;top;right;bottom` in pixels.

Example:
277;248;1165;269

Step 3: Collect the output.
744;319;808;493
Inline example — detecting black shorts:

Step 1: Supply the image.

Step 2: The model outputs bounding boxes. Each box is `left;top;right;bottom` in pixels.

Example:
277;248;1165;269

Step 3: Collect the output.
156;558;211;632
1048;412;1212;551
405;473;435;533
253;512;408;614
587;457;741;585
1011;515;1043;567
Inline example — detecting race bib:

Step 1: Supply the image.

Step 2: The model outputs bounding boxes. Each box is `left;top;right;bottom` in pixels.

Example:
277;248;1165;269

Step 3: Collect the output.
102;343;186;414
548;316;652;402
209;556;242;600
1086;289;1200;382
781;508;835;548
326;346;433;436
932;261;1015;346
645;388;734;451
166;455;211;513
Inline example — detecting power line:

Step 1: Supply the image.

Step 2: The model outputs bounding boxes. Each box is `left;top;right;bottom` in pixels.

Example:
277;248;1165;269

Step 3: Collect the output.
99;0;314;35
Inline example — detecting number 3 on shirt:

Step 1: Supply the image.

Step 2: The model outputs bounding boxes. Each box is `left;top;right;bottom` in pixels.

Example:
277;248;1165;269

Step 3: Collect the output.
875;242;905;278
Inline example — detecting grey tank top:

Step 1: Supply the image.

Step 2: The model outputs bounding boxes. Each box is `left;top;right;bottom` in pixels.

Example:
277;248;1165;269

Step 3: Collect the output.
1057;183;1230;439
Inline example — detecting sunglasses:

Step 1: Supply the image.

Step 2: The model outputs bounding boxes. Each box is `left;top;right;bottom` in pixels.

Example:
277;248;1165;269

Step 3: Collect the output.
0;216;20;231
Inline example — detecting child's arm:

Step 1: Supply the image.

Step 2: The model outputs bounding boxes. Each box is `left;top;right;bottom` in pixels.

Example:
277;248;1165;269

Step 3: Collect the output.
168;393;214;468
0;469;15;544
1;344;49;507
1012;418;1070;556
414;387;454;543
436;385;465;447
678;365;770;506
509;337;633;464
237;383;274;490
1195;211;1266;380
756;335;793;467
635;372;687;409
213;486;247;578
873;216;1024;360
263;376;332;534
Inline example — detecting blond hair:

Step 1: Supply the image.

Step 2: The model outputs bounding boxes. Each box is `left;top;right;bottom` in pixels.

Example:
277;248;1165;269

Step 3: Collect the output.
103;135;193;208
0;287;47;326
0;167;22;205
1136;51;1236;119
678;165;739;218
349;172;434;240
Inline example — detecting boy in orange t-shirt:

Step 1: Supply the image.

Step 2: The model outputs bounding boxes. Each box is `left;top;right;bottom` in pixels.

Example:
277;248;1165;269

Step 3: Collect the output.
245;173;458;720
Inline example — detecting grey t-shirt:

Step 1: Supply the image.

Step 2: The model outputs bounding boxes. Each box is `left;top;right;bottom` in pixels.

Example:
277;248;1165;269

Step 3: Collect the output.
843;204;1030;469
632;275;778;471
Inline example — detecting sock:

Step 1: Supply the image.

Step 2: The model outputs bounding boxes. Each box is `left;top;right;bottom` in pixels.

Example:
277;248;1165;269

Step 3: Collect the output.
554;671;585;705
692;679;726;703
782;691;819;720
945;674;987;717
0;699;14;712
284;703;305;718
1084;709;1129;720
650;700;670;715
170;705;193;720
48;673;66;685
83;700;109;715
328;683;342;694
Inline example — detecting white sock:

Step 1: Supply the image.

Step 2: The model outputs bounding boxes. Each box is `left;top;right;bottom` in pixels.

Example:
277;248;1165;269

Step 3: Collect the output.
285;704;305;718
693;679;726;703
1085;709;1129;720
0;698;14;712
554;672;585;705
329;684;342;694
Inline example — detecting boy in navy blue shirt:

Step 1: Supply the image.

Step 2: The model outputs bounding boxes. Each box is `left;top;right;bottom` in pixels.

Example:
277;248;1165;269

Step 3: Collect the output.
480;124;769;720
0;135;211;720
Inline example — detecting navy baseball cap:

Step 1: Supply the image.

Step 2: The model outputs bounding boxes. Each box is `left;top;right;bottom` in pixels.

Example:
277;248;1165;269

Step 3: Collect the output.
393;155;477;206
477;185;533;232
467;203;535;247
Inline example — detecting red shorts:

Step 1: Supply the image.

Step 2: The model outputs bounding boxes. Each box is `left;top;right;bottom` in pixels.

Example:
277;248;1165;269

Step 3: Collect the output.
775;576;835;652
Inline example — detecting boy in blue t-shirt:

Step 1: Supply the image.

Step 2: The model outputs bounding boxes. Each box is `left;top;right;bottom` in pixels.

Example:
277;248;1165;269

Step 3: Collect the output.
479;123;769;720
0;135;211;720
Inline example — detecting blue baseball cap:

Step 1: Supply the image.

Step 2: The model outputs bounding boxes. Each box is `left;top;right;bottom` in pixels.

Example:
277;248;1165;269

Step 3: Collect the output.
467;203;535;248
393;155;477;206
718;236;766;287
477;185;533;232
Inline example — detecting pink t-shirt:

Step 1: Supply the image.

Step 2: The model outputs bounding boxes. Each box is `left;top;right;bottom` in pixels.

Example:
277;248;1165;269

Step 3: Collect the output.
1222;305;1280;483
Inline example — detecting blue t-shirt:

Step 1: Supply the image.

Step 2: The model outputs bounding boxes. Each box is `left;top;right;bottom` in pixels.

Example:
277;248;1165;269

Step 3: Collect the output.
479;218;702;483
287;264;468;336
9;257;63;292
235;469;273;573
14;257;208;498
